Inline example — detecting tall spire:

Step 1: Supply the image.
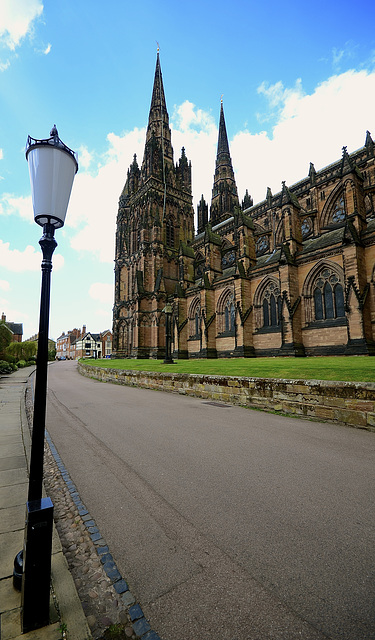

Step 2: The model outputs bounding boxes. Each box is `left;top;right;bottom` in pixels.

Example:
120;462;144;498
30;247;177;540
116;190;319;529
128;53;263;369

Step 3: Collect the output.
148;50;167;128
141;49;174;183
210;100;239;226
217;100;230;157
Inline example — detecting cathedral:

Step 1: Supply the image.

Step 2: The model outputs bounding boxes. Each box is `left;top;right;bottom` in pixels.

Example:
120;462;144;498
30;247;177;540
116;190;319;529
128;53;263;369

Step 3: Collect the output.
112;53;375;358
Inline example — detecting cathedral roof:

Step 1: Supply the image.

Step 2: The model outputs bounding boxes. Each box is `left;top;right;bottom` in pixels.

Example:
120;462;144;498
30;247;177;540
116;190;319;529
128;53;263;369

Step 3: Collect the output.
301;226;346;254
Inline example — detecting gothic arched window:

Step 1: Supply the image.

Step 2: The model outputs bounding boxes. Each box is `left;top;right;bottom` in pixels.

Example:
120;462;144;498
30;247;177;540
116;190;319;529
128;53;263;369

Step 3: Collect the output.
332;195;346;223
263;298;269;327
224;301;235;333
314;287;323;320
312;269;345;321
189;298;201;339
324;282;334;319
195;311;200;336
334;283;345;317
262;282;281;328
217;291;236;335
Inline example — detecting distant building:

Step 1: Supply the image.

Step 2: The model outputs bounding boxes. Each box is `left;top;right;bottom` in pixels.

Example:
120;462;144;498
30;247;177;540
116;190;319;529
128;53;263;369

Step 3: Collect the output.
100;329;113;358
56;327;84;360
112;53;375;359
1;313;23;342
56;325;112;359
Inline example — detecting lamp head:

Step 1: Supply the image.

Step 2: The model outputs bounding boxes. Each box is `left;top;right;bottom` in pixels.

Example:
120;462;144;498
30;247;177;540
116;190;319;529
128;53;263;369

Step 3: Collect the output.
26;126;78;229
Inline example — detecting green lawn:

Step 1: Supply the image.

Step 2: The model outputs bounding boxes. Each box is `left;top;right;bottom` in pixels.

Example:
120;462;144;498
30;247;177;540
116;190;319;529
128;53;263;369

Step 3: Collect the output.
80;356;375;383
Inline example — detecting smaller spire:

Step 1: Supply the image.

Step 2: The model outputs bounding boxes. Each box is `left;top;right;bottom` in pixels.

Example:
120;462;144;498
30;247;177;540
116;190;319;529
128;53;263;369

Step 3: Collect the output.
266;187;273;207
197;194;208;234
365;130;374;156
341;145;354;176
281;181;300;208
309;162;316;186
241;189;253;210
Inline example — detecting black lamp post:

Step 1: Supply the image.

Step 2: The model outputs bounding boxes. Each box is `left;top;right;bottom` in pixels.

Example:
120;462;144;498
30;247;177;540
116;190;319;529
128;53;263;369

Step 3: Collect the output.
17;126;78;632
163;302;174;364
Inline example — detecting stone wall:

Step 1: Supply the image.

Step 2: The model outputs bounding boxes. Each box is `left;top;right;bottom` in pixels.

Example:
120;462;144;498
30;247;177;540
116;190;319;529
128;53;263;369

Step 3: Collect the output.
78;363;375;431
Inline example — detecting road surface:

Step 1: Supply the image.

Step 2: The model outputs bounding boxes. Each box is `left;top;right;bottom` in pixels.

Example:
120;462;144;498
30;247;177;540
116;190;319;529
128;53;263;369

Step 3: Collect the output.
45;360;375;640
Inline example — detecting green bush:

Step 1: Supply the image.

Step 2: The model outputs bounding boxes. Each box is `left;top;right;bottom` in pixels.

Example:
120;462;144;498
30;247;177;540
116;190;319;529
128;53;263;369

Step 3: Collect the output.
17;360;27;368
0;360;13;374
26;360;36;367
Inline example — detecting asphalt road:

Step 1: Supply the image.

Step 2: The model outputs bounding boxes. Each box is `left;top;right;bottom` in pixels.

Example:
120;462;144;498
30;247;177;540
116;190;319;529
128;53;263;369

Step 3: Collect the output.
45;360;375;640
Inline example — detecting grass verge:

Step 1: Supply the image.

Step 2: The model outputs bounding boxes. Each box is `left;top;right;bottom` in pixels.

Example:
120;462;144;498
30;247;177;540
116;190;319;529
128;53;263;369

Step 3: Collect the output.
79;356;375;383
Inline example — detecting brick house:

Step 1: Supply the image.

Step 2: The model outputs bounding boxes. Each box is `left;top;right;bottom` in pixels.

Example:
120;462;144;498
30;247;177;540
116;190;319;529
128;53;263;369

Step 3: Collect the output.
1;313;23;342
100;330;113;358
56;326;85;360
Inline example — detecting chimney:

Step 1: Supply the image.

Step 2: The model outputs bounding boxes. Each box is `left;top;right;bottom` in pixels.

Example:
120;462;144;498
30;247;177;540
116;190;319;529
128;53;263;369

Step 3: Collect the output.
1;312;6;322
82;325;86;335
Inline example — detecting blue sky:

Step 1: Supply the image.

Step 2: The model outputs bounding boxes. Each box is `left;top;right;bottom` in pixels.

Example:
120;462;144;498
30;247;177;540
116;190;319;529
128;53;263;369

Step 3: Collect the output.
0;0;374;341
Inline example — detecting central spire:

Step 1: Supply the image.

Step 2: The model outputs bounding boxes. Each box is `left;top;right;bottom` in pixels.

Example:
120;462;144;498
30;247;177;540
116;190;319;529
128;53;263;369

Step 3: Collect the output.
141;50;174;182
217;100;230;157
148;51;167;128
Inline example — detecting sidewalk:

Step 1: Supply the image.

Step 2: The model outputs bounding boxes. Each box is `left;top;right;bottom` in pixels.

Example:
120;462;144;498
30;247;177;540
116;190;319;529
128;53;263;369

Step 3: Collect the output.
0;366;91;640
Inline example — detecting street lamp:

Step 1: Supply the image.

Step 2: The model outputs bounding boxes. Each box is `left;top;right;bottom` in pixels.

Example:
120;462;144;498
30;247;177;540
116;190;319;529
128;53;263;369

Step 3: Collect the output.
163;301;174;364
15;126;78;632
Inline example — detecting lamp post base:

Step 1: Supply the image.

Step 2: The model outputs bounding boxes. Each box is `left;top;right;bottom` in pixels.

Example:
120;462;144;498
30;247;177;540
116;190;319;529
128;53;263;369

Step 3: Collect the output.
21;497;54;633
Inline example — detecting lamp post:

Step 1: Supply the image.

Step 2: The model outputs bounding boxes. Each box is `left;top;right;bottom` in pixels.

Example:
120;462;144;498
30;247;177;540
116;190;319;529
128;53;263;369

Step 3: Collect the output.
17;126;78;632
163;301;174;364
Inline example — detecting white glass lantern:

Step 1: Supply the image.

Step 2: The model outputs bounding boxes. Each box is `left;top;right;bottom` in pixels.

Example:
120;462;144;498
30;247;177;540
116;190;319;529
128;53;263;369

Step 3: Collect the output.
26;127;78;228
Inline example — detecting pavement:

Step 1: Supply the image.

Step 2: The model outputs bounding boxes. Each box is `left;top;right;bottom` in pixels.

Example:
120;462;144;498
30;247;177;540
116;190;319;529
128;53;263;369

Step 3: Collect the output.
0;366;92;640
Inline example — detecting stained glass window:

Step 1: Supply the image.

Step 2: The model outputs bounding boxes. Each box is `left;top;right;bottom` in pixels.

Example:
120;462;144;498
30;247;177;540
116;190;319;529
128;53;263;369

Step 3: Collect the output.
313;268;345;321
324;282;334;319
332;195;346;224
334;284;345;317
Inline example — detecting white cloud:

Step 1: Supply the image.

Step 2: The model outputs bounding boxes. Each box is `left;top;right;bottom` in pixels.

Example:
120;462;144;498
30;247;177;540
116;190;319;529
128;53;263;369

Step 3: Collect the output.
0;0;43;50
0;301;31;329
43;43;51;55
77;146;93;171
0;280;10;291
0;194;33;221
95;308;112;321
0;59;10;72
171;101;218;206
65;68;375;266
67;128;146;262
233;68;375;203
89;283;113;304
0;239;64;272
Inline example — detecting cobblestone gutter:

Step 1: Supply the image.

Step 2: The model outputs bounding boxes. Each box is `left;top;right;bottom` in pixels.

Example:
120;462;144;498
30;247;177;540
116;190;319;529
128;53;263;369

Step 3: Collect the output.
78;363;375;432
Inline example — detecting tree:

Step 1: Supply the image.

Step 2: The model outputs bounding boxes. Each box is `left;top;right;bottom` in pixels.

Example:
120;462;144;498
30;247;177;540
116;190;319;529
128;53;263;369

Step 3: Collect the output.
0;321;12;358
7;340;37;361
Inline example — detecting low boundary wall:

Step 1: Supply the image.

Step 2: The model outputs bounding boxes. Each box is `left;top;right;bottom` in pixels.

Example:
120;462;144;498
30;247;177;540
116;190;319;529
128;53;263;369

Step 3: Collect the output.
78;363;375;432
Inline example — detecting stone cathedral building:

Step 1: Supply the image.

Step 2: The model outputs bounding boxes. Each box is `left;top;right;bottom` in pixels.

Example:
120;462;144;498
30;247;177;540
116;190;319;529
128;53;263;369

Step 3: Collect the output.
112;53;375;358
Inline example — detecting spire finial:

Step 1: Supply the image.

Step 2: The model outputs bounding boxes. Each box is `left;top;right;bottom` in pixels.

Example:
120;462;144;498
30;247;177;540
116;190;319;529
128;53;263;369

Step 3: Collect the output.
221;94;223;105
157;41;160;54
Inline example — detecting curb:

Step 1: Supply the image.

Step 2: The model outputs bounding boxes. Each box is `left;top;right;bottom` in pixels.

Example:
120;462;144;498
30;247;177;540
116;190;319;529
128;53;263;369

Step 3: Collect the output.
45;431;162;640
